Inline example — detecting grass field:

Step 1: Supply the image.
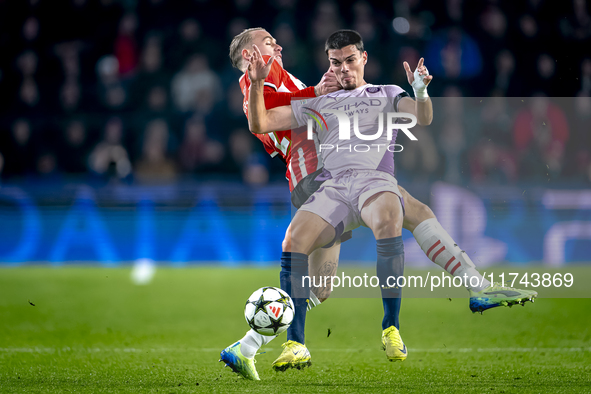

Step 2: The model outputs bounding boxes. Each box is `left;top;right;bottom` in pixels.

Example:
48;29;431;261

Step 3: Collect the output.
1;267;590;393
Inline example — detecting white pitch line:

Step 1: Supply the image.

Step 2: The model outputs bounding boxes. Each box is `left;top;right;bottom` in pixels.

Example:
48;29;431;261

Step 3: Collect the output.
1;347;590;353
258;347;591;353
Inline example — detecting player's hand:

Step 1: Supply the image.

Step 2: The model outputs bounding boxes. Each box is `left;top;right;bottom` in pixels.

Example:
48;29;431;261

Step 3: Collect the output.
315;68;342;96
403;57;432;99
247;44;275;82
403;57;432;86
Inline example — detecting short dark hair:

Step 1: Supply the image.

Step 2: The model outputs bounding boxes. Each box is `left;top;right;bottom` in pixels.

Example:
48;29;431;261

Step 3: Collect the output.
325;30;364;55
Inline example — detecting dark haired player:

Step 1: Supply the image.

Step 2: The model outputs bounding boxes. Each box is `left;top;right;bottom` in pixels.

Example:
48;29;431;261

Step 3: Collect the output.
220;29;537;380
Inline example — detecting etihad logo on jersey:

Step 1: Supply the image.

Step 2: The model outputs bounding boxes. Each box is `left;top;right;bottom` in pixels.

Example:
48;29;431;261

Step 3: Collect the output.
333;99;383;113
305;108;418;153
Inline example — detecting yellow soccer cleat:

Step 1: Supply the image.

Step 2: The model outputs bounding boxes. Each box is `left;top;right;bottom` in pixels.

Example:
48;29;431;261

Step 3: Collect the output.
271;340;312;371
381;326;407;362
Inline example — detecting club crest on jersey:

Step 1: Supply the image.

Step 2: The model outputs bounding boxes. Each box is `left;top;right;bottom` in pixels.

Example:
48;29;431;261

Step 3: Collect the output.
367;87;381;93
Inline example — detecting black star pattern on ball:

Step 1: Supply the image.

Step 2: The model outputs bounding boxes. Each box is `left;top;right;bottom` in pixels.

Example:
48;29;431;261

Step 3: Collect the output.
267;312;286;334
246;287;295;334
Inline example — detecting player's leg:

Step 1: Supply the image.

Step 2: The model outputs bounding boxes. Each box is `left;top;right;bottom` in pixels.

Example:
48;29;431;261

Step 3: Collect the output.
289;169;343;308
308;240;340;304
283;225;340;308
399;186;537;312
360;191;407;362
272;211;336;371
279;215;335;344
221;213;335;377
282;215;335;345
399;185;489;290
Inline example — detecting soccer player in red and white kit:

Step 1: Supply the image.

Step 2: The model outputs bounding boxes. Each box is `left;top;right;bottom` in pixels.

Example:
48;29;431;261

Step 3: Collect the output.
220;27;537;381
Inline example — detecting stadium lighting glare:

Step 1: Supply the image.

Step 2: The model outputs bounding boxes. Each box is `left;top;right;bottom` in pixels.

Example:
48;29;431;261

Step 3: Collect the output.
393;17;410;34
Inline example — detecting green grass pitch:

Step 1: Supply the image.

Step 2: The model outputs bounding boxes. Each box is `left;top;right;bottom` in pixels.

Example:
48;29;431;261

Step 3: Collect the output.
1;266;590;393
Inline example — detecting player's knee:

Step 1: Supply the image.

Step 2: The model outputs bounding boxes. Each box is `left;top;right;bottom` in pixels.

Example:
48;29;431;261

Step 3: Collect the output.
282;236;292;252
288;228;308;253
403;197;436;232
372;216;403;238
415;201;435;222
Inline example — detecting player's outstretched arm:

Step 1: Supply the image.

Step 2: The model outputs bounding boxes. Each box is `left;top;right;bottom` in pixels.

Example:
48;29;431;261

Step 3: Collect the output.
398;57;433;126
247;45;293;134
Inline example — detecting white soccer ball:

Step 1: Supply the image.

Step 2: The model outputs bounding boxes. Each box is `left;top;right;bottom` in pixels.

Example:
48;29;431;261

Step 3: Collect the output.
244;286;295;336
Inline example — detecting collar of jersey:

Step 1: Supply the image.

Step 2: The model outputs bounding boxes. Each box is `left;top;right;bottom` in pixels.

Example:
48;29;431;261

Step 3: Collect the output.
340;83;373;93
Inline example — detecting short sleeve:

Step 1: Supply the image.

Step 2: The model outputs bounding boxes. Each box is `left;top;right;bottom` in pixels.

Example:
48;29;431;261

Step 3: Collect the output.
383;85;409;112
394;91;410;112
290;98;311;128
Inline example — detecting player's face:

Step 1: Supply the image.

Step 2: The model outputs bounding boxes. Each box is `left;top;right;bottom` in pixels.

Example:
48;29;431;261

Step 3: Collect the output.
249;30;283;68
328;45;367;90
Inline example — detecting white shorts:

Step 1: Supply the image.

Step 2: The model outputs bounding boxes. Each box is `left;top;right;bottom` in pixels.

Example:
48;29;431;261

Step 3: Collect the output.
298;169;403;237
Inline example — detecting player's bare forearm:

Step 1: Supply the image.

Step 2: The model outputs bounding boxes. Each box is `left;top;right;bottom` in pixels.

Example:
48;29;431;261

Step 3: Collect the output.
248;80;292;134
415;97;433;125
247;44;295;133
248;80;269;134
399;96;433;126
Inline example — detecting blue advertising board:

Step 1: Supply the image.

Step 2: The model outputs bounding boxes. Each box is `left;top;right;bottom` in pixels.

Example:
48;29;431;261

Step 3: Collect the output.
0;182;590;265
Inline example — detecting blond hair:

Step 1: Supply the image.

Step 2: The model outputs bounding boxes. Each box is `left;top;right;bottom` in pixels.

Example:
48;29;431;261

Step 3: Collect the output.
229;27;265;71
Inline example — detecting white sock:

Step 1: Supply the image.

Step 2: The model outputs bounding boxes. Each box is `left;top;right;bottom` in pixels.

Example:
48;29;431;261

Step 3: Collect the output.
239;329;277;359
307;290;321;311
413;218;491;292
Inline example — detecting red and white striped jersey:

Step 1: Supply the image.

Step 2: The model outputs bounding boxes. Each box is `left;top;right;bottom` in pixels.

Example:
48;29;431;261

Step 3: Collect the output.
239;56;322;191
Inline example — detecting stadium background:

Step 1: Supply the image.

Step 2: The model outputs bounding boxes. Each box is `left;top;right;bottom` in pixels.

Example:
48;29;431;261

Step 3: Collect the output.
1;0;590;265
2;1;591;392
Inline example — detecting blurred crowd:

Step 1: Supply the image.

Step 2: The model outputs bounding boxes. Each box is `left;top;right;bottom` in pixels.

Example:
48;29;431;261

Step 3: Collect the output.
0;0;590;186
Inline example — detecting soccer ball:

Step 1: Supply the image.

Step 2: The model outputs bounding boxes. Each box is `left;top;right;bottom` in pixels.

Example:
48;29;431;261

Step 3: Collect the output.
244;287;295;336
